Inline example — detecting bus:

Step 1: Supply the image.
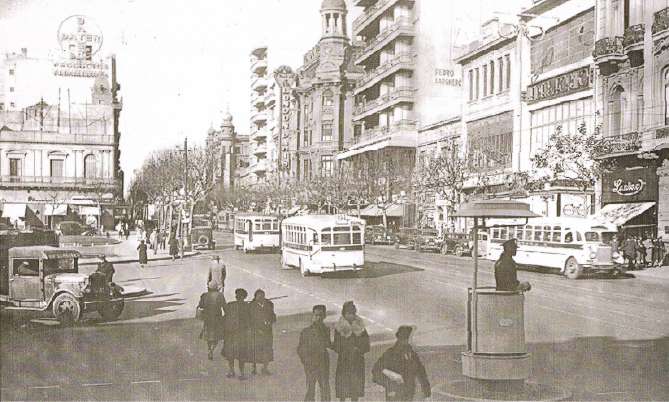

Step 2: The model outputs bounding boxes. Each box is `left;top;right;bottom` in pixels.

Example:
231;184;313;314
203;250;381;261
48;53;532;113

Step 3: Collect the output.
486;217;621;279
280;215;365;277
233;214;281;253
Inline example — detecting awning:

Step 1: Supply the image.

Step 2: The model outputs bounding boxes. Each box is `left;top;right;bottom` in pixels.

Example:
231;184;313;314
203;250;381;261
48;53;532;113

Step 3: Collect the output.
79;206;100;216
43;250;83;260
591;202;655;226
44;205;68;216
2;203;27;219
359;204;404;217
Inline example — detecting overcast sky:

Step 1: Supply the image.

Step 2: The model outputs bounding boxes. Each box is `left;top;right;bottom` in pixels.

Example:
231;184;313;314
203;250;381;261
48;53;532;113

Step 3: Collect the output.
0;0;529;192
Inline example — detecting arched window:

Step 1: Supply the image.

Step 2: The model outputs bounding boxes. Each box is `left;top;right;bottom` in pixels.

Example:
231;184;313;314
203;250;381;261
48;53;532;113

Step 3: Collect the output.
322;90;334;106
84;154;97;178
610;86;624;136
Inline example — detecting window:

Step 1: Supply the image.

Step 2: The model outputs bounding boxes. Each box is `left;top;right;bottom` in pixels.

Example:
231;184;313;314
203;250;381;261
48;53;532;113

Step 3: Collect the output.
9;158;21;183
10;102;15;108
610;86;624;137
9;87;14;92
623;0;630;30
664;70;669;125
0;103;3;110
552;226;562;242
469;70;474;101
490;61;495;95
50;159;64;178
505;54;511;90
321;155;334;176
84;154;96;179
322;90;333;106
9;69;14;75
530;99;594;153
483;64;488;96
475;68;480;99
14;259;39;276
304;129;310;147
498;57;504;92
322;122;333;141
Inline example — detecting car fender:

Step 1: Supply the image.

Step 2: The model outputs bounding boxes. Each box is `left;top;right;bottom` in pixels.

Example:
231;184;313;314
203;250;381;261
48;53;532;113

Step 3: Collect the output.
47;290;81;311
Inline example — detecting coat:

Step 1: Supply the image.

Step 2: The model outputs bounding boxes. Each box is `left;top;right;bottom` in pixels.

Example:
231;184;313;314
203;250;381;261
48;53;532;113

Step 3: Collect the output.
207;262;226;291
169;238;179;256
223;300;251;361
96;260;115;283
494;252;519;291
623;239;637;258
297;322;332;373
249;299;276;364
137;243;148;264
333;316;370;399
198;290;226;342
372;342;431;401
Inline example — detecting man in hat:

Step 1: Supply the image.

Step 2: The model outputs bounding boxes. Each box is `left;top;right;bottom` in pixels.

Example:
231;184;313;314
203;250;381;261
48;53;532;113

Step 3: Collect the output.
96;254;115;283
297;304;332;401
372;325;431;401
494;238;531;292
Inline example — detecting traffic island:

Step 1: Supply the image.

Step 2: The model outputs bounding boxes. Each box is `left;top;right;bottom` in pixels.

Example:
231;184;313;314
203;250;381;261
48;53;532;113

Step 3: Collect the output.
432;380;572;401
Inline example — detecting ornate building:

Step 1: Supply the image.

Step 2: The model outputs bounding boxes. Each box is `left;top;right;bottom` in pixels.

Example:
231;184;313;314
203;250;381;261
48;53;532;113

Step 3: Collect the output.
205;110;249;189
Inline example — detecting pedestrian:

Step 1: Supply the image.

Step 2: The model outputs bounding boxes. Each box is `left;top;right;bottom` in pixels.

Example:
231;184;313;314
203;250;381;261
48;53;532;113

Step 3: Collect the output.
149;229;157;253
198;280;226;360
156;229;164;253
623;236;637;270
494;238;531;292
208;255;226;292
644;236;653;266
96;254;115;283
160;230;167;250
250;289;276;375
125;226;129;240
372;325;431;401
638;236;647;267
137;239;148;267
659;237;667;266
297;304;332;402
169;235;179;261
333;301;370;402
223;288;251;381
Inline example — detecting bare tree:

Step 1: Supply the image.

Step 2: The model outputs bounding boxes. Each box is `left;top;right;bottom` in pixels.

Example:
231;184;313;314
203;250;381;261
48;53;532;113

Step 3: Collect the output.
44;191;71;229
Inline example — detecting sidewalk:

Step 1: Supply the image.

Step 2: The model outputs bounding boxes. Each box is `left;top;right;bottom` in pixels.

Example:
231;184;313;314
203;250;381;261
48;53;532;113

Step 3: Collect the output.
628;264;669;280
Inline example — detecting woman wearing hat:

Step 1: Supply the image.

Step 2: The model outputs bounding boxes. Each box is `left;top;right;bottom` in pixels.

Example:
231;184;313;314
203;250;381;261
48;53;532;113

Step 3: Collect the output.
333;301;370;401
223;288;252;380
372;325;431;401
137;239;148;268
197;281;226;360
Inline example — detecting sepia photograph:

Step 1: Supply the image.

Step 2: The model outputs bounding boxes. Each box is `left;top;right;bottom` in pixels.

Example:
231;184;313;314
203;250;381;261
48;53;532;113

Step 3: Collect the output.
0;0;668;400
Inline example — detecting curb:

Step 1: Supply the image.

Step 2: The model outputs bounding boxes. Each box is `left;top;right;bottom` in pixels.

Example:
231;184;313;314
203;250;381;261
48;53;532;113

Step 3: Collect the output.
79;251;201;266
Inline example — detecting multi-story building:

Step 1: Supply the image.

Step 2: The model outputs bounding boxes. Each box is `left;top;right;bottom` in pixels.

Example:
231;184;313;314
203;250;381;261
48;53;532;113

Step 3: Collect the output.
294;0;362;180
592;0;669;237
249;46;274;184
205;110;249;189
0;48;122;228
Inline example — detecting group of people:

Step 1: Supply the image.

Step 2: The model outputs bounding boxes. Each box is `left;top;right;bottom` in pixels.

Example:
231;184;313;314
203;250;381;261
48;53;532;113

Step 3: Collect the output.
297;302;431;402
619;234;666;270
135;228;182;267
197;255;277;381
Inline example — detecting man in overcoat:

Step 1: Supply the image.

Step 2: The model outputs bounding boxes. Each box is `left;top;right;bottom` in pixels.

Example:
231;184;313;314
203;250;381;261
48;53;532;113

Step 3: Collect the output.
297;305;332;401
250;289;276;375
223;288;251;381
494;238;531;292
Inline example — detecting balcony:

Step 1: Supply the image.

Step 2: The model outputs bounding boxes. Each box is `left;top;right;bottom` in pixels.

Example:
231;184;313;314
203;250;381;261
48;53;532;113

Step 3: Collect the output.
339;121;417;159
0;130;115;145
353;0;378;8
355;17;416;64
253;143;267;155
653;7;669;35
322;105;334;115
251;110;267;125
250;58;268;75
251;76;268;92
253;93;265;109
265;90;276;105
353;86;414;120
0;176;121;190
592;37;625;75
355;52;414;94
251;161;267;174
353;120;416;145
251;127;268;140
623;24;645;49
595;132;642;157
353;0;411;34
251;46;267;59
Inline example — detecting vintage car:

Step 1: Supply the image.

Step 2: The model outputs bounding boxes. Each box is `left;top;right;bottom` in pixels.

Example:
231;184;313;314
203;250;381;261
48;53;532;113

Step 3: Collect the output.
364;225;395;245
394;228;421;249
191;225;215;250
416;229;441;252
0;246;124;324
440;231;488;257
55;221;86;236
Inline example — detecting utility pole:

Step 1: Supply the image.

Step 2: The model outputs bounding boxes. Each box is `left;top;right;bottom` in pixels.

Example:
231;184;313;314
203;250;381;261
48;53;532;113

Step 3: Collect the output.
181;136;188;259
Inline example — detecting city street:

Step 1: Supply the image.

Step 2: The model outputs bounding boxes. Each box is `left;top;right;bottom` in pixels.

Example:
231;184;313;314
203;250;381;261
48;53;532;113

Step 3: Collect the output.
1;235;668;401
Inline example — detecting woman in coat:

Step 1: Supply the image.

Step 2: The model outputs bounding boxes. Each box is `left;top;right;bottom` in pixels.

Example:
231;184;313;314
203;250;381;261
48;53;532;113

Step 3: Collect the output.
169;236;179;261
333;301;370;401
223;288;252;381
198;281;226;360
137;239;148;267
249;289;276;375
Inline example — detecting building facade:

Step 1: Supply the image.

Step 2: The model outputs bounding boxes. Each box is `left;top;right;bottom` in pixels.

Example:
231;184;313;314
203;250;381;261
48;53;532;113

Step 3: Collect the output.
249;46;275;184
205;110;249;189
0;48;122;228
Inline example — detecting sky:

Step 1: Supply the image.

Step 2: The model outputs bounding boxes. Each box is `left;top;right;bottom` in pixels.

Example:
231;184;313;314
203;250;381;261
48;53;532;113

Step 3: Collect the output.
0;0;529;193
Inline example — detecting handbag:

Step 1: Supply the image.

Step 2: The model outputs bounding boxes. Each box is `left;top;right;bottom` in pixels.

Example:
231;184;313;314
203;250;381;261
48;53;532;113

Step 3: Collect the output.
195;306;204;321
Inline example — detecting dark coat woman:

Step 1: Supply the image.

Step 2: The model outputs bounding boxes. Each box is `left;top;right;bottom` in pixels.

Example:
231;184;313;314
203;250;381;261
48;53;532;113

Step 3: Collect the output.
169;237;179;260
137;240;148;267
198;281;226;360
249;289;276;374
224;288;252;380
333;301;370;401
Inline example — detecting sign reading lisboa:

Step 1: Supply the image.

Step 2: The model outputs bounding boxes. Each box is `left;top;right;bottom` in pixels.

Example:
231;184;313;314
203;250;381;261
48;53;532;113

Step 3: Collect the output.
526;66;591;104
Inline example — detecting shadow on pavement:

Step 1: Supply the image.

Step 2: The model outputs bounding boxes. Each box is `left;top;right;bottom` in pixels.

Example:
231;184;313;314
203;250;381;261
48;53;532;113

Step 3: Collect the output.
319;261;423;279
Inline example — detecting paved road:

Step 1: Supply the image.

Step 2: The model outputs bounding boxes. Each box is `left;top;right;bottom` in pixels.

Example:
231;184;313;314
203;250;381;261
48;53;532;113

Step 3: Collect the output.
1;240;668;401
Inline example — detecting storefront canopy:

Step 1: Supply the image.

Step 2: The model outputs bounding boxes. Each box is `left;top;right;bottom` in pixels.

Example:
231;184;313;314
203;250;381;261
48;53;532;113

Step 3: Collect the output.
2;203;28;219
359;204;404;217
79;206;100;216
44;205;69;216
591;202;655;227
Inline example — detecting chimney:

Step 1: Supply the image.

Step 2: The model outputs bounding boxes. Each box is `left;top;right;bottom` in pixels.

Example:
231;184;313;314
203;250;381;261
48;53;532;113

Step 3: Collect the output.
21;48;27;58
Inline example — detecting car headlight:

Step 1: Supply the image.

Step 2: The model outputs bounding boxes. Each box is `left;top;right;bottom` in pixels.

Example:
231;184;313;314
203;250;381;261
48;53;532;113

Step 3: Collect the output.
81;277;91;293
589;251;597;259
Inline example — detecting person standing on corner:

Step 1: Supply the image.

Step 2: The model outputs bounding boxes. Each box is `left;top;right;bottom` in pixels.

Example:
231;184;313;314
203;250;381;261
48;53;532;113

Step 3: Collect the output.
297;304;332;402
223;288;251;381
372;325;431;401
623;236;637;271
250;289;276;375
207;255;226;292
169;235;179;261
198;281;226;360
494;238;531;292
137;239;148;268
333;301;370;402
96;254;115;283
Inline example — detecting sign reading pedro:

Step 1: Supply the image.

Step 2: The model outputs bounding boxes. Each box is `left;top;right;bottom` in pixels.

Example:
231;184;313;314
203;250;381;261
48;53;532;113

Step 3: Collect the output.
601;164;658;204
526;66;591;104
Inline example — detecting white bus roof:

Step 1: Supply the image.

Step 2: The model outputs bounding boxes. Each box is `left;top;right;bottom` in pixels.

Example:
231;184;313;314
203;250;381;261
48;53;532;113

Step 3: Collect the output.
234;213;280;219
519;217;617;231
281;214;366;228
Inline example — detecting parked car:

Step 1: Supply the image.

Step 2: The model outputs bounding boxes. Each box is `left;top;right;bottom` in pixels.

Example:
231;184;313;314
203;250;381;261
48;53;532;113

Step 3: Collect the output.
365;225;395;245
55;221;85;236
394;228;420;249
416;229;441;252
191;225;215;250
440;231;488;257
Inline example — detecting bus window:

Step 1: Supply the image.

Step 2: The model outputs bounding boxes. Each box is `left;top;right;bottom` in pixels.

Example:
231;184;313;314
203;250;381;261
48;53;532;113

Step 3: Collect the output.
564;232;574;243
524;226;532;240
543;226;551;242
321;232;332;245
334;232;350;245
534;226;542;241
492;228;500;239
576;232;583;242
262;220;272;231
585;232;600;242
500;227;508;239
254;222;261;231
552;226;561;242
353;231;361;244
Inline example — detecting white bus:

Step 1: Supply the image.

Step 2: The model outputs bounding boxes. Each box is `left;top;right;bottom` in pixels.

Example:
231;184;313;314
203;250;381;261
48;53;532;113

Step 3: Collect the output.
280;215;365;277
486;217;621;279
234;214;281;253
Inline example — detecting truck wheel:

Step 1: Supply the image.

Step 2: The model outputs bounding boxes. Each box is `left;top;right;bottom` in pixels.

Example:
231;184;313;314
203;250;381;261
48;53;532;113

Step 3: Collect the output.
565;257;582;279
455;246;464;257
53;293;81;325
99;299;125;321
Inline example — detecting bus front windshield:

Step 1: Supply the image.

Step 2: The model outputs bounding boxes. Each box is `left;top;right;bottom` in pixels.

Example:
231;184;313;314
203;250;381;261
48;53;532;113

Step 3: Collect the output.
320;225;362;245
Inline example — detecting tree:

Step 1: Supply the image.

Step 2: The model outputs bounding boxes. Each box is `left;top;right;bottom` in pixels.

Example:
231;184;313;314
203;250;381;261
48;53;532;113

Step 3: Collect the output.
44;191;71;229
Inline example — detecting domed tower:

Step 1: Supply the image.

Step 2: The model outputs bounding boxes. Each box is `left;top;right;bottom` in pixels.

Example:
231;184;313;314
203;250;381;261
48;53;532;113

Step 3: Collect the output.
318;0;348;79
321;0;347;39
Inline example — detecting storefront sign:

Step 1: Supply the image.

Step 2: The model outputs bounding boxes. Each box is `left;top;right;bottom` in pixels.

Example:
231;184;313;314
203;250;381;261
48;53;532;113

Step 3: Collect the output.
58;15;103;60
612;178;646;196
602;164;658;204
526;66;591;104
52;60;109;77
434;68;461;86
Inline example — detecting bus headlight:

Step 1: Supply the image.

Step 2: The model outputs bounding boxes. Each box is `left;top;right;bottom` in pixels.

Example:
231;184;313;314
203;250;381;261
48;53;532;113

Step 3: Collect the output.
589;251;597;259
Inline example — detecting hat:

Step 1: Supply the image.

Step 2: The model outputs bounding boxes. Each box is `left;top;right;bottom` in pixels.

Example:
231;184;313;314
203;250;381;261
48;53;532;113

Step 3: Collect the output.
207;280;218;290
212;255;220;261
395;325;415;341
502;238;517;251
342;301;357;315
99;254;106;260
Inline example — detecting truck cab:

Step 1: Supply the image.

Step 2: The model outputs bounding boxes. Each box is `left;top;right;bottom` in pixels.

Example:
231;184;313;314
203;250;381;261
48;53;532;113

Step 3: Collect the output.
1;246;124;324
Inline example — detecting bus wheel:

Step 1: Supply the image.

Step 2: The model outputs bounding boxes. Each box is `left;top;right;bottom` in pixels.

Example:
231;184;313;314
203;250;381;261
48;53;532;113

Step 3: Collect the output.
234;244;239;250
280;254;290;270
53;293;81;325
300;260;310;277
565;257;582;279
